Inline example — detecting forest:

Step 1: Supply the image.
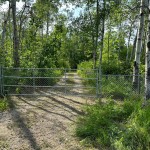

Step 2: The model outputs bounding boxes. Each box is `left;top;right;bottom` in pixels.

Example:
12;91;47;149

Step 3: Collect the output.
0;0;150;150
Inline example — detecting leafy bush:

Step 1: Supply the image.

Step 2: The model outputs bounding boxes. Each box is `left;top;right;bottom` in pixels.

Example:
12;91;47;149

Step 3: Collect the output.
77;61;97;87
76;98;150;150
0;97;9;111
3;68;64;94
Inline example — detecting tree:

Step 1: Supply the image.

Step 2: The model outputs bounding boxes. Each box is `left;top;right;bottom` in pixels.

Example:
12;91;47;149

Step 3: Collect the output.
11;0;20;67
133;0;145;91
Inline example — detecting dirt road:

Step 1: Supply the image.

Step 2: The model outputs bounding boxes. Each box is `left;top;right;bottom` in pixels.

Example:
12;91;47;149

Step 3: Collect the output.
0;73;96;150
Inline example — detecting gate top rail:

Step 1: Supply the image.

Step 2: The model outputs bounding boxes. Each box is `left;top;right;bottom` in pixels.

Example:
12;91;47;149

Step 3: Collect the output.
3;67;98;71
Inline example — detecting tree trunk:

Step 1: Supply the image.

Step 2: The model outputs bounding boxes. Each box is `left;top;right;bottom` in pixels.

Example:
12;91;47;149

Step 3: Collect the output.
46;11;50;37
145;1;150;100
12;0;20;67
133;0;145;91
98;1;105;92
1;2;11;65
126;21;134;62
130;30;137;62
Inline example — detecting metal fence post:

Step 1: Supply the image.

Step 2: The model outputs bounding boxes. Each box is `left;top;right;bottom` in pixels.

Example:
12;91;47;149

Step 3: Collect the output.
0;66;4;96
96;69;99;98
98;67;102;98
0;66;2;96
64;69;67;94
33;68;35;93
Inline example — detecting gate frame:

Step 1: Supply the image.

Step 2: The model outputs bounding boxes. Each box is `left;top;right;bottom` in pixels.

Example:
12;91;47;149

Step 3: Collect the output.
2;67;99;97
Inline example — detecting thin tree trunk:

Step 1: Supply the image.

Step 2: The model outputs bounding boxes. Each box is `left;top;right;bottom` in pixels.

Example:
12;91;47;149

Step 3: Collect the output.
18;2;27;52
46;11;50;37
108;31;110;65
126;22;133;62
1;2;11;65
130;30;137;62
88;0;100;68
98;11;105;96
12;0;20;67
94;0;100;69
99;0;105;67
133;0;145;91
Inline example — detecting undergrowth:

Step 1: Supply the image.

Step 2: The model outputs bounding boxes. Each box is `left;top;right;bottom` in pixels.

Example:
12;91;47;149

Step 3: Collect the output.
76;96;150;150
0;97;11;111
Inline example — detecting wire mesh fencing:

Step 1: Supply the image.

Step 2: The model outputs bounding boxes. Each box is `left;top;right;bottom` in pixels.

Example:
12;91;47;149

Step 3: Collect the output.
2;68;98;97
0;67;145;99
100;75;145;100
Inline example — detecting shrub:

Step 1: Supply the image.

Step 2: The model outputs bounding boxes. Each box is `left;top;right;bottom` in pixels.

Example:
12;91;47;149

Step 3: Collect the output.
76;98;150;150
114;102;150;150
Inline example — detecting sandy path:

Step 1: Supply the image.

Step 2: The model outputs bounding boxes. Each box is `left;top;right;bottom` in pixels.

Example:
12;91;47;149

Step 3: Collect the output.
0;72;96;150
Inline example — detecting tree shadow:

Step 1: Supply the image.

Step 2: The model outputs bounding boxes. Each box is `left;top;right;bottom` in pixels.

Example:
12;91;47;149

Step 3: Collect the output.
35;90;84;115
36;89;85;105
19;97;75;122
8;96;41;150
45;95;84;115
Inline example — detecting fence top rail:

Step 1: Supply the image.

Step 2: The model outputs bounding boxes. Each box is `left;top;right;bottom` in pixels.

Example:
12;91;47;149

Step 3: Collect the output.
3;76;97;80
102;74;144;77
3;67;98;71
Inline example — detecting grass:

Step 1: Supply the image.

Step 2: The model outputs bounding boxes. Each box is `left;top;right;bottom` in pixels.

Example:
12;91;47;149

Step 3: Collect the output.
0;96;12;111
66;78;75;84
75;96;150;150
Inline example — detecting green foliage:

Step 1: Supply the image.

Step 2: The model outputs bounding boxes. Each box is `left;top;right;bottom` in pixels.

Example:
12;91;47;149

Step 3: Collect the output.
102;75;136;99
78;61;97;86
0;97;9;111
76;98;150;150
78;61;145;99
114;102;150;150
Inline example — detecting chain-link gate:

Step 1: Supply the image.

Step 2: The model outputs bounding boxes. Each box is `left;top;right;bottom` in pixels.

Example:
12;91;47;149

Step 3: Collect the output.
2;68;99;97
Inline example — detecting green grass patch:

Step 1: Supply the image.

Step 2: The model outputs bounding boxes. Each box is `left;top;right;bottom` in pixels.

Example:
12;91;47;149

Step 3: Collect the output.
66;78;75;84
0;97;12;111
75;97;150;150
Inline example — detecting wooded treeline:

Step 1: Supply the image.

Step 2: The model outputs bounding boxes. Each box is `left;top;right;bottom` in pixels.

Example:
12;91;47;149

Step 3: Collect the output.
0;0;150;99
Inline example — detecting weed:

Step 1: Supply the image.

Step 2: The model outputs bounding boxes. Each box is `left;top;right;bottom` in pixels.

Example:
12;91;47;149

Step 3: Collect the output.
75;98;150;150
0;97;9;111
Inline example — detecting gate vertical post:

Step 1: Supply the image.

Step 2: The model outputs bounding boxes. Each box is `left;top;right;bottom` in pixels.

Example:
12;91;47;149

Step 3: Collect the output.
98;67;102;98
33;68;35;93
64;69;67;94
0;66;2;96
96;69;99;98
138;74;140;94
0;66;4;96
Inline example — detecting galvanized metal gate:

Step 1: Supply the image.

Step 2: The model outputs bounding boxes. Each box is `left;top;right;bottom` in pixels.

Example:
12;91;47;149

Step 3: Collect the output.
0;67;99;97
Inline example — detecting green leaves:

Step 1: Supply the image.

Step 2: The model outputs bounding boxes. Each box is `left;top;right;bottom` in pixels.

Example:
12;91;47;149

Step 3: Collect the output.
76;98;150;149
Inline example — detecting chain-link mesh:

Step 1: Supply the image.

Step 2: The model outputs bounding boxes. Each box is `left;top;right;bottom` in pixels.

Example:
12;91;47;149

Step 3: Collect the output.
100;75;144;99
2;67;145;98
3;68;98;97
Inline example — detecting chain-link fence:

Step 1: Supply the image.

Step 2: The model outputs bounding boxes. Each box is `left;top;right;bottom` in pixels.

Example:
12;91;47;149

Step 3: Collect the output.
0;67;145;99
100;74;145;100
